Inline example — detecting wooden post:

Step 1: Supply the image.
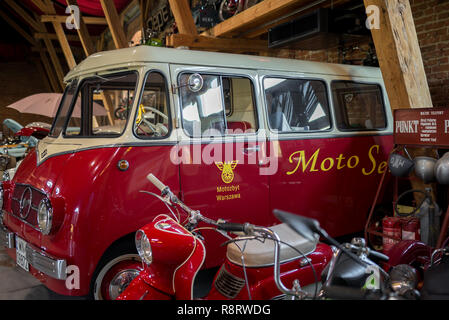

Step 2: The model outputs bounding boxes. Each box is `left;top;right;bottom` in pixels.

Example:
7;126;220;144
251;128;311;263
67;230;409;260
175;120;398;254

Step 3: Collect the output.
100;0;129;49
167;0;197;35
364;0;432;110
364;0;437;202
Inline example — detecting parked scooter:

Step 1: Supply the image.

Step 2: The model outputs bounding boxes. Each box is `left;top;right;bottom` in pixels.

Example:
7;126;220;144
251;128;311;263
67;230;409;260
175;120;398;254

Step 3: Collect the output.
274;210;421;300
117;174;333;300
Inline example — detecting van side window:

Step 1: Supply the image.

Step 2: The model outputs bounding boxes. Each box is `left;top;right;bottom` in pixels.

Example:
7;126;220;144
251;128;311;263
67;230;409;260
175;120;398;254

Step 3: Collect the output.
63;72;138;137
332;81;387;131
264;78;331;132
134;72;170;138
180;73;257;137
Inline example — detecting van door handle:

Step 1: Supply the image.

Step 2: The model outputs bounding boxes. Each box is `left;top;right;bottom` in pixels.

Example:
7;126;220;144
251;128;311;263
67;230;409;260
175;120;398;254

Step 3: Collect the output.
242;146;260;154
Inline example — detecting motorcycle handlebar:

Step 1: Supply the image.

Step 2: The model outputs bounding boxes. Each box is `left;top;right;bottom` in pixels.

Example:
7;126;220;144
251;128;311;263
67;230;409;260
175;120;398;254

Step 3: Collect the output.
147;173;168;192
217;222;248;233
369;249;390;262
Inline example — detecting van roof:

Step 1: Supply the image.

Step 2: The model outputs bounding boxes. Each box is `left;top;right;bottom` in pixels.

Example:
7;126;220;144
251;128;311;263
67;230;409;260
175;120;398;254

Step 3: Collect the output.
65;46;383;81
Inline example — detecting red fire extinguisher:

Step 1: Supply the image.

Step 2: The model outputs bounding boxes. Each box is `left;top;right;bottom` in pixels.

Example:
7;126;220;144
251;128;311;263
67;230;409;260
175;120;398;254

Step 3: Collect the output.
382;217;401;254
401;217;420;241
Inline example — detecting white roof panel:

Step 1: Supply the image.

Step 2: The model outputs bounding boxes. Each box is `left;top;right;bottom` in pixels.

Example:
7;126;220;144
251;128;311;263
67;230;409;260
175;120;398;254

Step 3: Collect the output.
65;46;383;81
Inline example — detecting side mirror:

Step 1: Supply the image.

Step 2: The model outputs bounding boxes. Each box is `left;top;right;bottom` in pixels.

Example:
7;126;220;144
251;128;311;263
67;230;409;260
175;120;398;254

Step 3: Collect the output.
187;73;203;92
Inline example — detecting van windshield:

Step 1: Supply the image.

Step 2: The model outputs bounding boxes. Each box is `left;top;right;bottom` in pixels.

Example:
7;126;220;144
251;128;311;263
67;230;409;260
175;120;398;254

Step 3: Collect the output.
50;71;138;138
50;80;78;137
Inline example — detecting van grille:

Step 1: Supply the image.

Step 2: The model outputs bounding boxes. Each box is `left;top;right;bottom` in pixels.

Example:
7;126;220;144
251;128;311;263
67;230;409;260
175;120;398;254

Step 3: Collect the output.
10;183;46;228
214;266;246;299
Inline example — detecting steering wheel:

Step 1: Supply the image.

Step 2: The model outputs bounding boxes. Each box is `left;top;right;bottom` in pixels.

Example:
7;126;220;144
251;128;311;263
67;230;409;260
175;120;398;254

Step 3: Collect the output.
142;106;168;120
135;106;168;137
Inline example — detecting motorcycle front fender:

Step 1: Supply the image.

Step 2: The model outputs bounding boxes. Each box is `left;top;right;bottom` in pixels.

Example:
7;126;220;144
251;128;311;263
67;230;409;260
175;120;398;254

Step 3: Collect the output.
384;240;432;271
116;270;171;300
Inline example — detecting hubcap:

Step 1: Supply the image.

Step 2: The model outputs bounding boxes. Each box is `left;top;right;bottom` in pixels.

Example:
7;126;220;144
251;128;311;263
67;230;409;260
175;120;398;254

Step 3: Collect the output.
94;254;143;300
109;269;140;300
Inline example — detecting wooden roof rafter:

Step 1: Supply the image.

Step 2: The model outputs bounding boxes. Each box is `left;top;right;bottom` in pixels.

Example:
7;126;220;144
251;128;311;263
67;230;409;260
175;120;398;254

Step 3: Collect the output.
166;0;352;54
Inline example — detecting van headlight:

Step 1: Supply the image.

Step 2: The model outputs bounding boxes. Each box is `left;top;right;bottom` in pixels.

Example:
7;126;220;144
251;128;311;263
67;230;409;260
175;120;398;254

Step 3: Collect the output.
135;230;152;265
37;198;53;235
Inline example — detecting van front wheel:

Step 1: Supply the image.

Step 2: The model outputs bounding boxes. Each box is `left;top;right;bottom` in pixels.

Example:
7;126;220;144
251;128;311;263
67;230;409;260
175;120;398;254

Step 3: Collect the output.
92;244;143;300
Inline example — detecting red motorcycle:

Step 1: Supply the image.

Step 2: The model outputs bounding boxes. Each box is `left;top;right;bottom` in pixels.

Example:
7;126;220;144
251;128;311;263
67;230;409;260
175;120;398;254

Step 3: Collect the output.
117;174;333;300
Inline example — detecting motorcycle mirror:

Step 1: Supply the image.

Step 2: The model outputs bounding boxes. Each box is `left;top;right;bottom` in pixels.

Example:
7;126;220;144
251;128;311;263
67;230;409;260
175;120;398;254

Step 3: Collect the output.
273;209;321;242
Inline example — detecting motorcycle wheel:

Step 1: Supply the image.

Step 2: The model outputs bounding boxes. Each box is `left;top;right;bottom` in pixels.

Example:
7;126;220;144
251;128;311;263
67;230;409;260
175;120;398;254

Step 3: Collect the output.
219;0;244;21
91;242;143;300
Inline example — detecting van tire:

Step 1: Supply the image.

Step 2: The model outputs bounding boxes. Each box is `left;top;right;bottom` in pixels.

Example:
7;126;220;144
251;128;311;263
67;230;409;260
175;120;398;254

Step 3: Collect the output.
90;241;143;300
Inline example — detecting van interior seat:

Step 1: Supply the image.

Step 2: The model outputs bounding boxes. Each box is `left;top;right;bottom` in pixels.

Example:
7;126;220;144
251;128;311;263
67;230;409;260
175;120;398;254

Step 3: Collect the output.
227;121;252;134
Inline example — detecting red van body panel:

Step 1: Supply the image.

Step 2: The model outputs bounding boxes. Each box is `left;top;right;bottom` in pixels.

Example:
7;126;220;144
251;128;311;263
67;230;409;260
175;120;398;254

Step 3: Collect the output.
269;134;394;237
3;145;179;295
2;133;393;296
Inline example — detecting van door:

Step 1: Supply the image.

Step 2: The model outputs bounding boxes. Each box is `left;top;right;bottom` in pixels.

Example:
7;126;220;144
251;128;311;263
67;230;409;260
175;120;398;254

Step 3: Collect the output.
262;74;393;238
170;65;270;267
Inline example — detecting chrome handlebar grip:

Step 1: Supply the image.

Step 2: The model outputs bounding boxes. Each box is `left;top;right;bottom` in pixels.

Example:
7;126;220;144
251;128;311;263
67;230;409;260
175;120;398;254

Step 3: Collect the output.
146;173;167;192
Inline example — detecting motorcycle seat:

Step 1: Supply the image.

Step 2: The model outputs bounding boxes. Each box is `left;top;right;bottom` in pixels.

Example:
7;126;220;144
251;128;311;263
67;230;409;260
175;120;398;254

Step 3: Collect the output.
226;223;318;267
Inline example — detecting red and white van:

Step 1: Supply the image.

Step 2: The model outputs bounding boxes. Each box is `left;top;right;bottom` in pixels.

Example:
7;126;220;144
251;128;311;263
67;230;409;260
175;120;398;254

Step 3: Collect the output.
0;46;393;299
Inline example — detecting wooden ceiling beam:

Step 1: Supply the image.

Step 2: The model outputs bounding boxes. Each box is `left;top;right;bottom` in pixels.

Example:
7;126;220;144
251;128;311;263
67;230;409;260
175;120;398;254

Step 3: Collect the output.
41;15;108;25
66;0;96;56
202;0;324;38
0;9;37;46
34;32;92;42
3;0;42;32
100;0;128;49
30;0;52;13
166;33;268;52
41;0;76;69
241;0;352;38
32;11;66;88
167;0;197;35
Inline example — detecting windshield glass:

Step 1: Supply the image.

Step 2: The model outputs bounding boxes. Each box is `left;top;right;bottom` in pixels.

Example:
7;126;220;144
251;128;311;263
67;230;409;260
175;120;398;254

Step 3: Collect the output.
50;71;138;138
49;80;78;137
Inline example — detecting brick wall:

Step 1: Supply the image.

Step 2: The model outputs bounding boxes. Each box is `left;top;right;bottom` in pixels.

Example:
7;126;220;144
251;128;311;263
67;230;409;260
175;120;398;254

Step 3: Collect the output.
274;0;449;108
411;0;449;108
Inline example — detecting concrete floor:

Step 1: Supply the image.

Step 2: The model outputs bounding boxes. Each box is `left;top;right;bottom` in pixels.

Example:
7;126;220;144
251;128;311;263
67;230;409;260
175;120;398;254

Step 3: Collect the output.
0;247;83;300
0;246;215;300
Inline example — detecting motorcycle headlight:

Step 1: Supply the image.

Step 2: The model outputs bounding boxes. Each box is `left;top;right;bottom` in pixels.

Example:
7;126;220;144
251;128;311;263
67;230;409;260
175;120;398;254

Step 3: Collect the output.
37;198;53;235
389;264;418;293
135;230;152;265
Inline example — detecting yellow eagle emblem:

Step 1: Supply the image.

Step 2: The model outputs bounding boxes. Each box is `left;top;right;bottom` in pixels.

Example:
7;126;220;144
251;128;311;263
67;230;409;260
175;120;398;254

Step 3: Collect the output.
215;161;238;184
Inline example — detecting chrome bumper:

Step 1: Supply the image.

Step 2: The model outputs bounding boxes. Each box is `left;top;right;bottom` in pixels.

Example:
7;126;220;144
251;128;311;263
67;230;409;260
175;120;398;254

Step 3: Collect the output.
0;218;67;280
0;222;15;249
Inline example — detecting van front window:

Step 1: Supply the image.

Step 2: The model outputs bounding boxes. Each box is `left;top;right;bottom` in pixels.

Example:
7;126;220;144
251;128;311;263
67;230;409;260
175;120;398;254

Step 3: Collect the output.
52;72;138;138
